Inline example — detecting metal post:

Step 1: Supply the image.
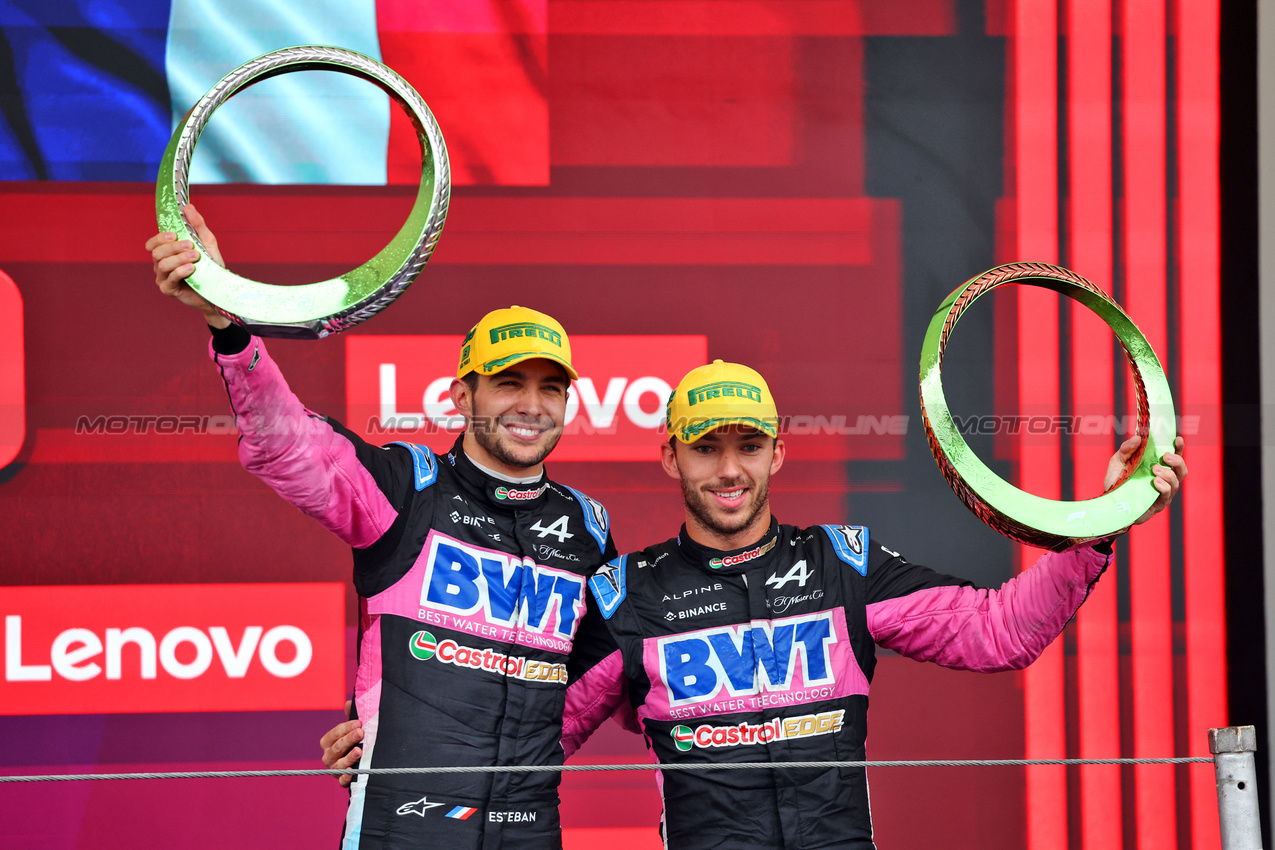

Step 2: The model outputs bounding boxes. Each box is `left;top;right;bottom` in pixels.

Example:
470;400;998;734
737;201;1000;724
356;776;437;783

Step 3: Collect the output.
1211;726;1263;849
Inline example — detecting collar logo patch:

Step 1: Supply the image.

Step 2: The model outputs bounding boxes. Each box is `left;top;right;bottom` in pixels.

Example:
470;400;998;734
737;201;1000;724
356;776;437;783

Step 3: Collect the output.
709;536;777;569
494;484;548;501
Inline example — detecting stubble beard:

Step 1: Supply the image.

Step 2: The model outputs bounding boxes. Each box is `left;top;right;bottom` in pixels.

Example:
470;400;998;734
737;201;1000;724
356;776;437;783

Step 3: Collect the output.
470;404;561;470
681;474;771;539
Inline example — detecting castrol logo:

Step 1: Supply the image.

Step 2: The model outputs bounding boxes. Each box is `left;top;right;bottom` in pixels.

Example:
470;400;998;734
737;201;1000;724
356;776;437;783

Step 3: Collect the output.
709;537;777;569
494;484;547;502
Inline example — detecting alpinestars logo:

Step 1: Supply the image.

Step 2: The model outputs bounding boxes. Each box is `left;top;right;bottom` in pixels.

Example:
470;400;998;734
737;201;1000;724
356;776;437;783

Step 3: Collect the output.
494;484;548;502
766;560;812;590
671;709;845;751
709;537;777;569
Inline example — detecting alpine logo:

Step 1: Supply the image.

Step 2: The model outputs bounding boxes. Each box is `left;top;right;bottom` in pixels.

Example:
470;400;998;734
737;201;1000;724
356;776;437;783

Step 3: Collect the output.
409;630;437;660
671;710;845;750
766;560;812;590
531;516;573;541
494;484;548;502
709;537;777;569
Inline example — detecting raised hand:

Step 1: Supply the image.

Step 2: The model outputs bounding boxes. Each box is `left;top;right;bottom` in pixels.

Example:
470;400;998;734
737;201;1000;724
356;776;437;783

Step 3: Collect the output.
144;203;230;328
1103;434;1187;526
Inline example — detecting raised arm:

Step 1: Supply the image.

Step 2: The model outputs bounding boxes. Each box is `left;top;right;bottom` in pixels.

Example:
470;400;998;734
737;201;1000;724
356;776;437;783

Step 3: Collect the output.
146;205;408;548
865;436;1186;672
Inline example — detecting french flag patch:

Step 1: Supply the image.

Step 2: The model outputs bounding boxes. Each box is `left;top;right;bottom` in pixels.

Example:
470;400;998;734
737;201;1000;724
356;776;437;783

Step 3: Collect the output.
446;807;478;820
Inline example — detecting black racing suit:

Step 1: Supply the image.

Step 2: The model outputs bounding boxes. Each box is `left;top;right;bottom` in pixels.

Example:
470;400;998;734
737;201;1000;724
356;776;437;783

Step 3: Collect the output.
210;325;616;849
563;519;1110;849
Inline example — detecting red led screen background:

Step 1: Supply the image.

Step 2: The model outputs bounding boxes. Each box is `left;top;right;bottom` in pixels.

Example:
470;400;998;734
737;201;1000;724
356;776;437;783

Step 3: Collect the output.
0;1;1229;847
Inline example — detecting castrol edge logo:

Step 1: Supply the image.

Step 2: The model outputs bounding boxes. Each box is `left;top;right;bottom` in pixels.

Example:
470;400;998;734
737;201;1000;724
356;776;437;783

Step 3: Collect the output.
409;630;568;684
672;709;845;751
0;584;344;715
346;335;708;461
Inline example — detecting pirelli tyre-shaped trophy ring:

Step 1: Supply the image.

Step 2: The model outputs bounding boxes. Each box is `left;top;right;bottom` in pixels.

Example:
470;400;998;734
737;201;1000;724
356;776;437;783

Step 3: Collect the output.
919;262;1177;552
156;46;450;339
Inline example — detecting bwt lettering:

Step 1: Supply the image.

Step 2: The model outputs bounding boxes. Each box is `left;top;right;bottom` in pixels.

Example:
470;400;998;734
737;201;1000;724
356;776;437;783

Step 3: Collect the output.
659;612;837;706
421;535;586;641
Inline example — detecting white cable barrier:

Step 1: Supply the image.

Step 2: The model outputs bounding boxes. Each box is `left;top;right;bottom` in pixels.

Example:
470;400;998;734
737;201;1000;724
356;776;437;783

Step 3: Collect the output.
0;727;1261;850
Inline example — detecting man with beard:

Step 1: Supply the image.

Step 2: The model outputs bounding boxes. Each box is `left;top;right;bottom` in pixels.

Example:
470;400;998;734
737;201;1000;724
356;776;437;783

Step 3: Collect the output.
147;208;617;850
555;359;1185;849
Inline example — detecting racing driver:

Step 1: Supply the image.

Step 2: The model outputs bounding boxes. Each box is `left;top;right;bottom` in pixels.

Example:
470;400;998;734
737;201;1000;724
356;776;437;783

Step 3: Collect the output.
558;359;1185;849
147;207;617;850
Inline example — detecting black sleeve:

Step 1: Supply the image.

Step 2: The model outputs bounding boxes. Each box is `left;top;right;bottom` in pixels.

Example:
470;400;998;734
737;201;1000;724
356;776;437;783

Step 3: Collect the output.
209;321;251;355
862;538;974;606
324;417;430;596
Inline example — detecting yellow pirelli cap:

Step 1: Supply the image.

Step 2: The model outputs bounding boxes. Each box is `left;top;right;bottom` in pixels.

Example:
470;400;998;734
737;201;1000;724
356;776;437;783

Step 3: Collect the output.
666;360;779;443
456;306;578;381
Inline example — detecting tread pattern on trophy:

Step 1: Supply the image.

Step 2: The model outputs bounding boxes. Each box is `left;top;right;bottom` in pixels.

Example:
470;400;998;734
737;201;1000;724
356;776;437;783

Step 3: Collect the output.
918;262;1152;551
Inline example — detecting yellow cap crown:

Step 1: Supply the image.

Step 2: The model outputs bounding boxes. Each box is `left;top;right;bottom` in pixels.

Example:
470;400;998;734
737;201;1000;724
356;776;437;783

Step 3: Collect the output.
457;306;578;381
666;360;779;443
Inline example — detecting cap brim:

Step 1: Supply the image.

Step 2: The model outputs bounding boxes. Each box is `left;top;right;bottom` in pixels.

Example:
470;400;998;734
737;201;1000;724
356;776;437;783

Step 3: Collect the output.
477;351;579;382
673;416;779;444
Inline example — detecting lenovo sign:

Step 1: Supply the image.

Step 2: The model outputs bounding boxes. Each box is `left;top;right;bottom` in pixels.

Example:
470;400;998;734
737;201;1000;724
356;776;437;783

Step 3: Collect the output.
346;335;707;460
0;583;344;715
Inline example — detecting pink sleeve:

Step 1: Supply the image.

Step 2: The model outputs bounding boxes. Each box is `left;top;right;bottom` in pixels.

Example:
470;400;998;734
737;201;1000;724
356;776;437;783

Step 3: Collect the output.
561;649;628;759
211;336;398;548
865;544;1111;672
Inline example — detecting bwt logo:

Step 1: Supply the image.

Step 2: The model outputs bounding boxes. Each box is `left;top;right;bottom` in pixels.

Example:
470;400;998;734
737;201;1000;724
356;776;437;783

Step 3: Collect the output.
420;533;586;641
658;611;838;706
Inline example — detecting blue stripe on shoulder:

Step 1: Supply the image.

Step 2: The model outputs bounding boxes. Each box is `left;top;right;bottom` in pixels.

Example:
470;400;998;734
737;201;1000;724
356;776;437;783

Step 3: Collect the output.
820;525;869;576
588;556;627;620
559;483;610;554
390;442;438;492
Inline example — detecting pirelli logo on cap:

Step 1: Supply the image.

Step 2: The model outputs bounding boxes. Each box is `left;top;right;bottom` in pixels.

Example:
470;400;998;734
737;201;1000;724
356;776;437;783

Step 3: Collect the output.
489;322;563;347
687;381;763;406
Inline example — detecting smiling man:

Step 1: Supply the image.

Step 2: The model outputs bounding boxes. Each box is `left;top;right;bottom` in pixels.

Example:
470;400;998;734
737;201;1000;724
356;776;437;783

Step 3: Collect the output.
559;360;1185;850
147;210;616;850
